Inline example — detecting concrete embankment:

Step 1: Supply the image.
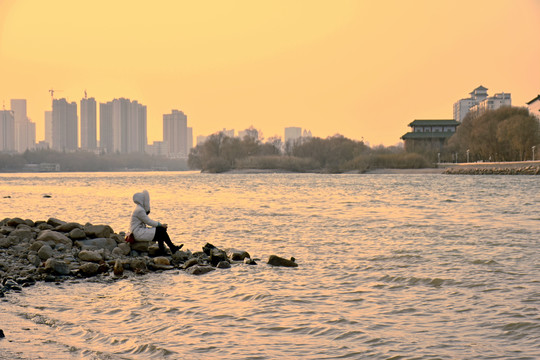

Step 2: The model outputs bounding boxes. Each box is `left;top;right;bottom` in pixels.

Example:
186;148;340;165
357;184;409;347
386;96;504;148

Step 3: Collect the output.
443;161;540;175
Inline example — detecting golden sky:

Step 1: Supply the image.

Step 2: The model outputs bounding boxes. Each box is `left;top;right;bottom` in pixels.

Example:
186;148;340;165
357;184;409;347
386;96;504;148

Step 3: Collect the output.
1;0;539;146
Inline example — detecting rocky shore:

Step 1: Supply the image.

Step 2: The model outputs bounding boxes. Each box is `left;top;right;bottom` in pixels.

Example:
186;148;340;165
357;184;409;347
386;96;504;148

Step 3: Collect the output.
0;217;298;297
444;165;540;175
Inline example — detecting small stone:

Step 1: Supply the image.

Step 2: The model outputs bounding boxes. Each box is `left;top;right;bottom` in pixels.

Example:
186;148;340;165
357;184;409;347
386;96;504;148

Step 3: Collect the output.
182;258;199;269
131;258;147;274
79;262;100;277
154;257;170;266
117;243;131;256
244;258;257;265
44;258;70;275
113;259;123;276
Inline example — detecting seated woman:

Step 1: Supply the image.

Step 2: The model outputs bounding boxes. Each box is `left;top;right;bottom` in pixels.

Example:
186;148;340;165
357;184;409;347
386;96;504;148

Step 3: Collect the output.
130;190;182;255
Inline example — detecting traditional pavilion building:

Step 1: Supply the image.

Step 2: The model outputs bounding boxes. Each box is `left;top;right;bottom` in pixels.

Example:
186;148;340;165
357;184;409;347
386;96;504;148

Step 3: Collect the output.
401;119;460;153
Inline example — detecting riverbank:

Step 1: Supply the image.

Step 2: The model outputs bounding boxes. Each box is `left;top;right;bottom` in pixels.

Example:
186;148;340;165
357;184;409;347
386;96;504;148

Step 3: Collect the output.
442;161;540;175
0;217;297;297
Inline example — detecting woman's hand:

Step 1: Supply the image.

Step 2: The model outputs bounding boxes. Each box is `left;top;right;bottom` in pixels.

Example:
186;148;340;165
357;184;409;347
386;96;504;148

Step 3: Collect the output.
161;223;168;229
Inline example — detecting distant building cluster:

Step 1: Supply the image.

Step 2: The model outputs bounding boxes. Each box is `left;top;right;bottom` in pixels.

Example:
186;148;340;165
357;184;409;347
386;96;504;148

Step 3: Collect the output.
453;86;511;122
0;95;194;158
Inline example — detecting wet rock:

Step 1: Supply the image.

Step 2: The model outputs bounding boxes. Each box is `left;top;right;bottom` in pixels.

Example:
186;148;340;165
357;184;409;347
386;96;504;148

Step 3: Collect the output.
172;250;191;263
209;248;228;267
84;224;113;239
183;258;199;269
202;242;216;256
113;259;124;276
0;329;4;338
186;265;215;275
216;261;231;269
36;230;72;250
44;258;70;275
244;258;257;265
78;250;103;262
267;255;298;267
154;257;170;266
47;218;66;227
111;247;124;257
110;233;124;244
79;262;100;277
37;244;54;260
131;258;147;274
56;222;83;233
227;248;251;261
68;228;87;240
75;238;116;252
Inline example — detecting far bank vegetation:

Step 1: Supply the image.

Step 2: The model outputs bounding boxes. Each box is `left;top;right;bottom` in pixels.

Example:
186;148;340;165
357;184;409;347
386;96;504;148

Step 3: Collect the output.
188;133;430;173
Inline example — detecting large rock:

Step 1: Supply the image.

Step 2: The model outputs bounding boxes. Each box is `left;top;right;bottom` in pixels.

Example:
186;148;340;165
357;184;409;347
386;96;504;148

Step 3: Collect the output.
36;230;72;250
79;262;100;277
267;255;298;267
202;243;216;256
84;224;113;239
227;248;251;261
37;244;54;260
131;241;151;252
29;240;45;252
78;250;103;262
44;258;70;275
75;238;117;252
116;243;131;256
186;265;215;275
56;222;83;233
0;237;14;249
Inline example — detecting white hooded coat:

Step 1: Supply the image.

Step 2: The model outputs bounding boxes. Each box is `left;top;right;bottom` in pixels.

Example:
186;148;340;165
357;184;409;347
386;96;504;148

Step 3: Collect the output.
130;190;160;241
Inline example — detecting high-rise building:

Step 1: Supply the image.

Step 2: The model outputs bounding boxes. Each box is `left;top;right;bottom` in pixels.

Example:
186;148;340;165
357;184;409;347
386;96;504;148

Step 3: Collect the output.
527;95;540;121
52;98;78;151
285;127;302;145
111;98;147;153
453;86;511;122
99;101;113;153
187;127;193;152
81;97;97;150
163;110;188;156
11;99;35;152
238;127;259;140
0;110;15;152
44;111;52;147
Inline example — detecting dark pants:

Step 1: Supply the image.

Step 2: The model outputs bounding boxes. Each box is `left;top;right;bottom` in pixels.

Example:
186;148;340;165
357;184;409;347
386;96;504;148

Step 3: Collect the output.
153;226;176;253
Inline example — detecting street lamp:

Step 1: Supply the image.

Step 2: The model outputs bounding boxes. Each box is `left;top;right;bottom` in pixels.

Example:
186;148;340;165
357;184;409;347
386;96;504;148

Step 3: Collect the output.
437;152;440;164
533;146;536;161
467;149;470;163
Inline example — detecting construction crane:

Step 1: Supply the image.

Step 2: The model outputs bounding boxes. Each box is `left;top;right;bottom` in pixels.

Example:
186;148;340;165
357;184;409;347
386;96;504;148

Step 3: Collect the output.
48;89;63;101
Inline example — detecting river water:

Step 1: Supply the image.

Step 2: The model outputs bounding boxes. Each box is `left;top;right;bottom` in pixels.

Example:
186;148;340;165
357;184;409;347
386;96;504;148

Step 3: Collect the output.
0;172;539;359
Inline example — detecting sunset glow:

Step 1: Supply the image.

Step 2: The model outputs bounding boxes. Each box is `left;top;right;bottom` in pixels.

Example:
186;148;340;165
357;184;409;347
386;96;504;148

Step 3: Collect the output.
1;0;539;146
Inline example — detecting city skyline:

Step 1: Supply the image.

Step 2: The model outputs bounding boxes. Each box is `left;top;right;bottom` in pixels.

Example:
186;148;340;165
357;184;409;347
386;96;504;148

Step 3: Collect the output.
1;1;538;147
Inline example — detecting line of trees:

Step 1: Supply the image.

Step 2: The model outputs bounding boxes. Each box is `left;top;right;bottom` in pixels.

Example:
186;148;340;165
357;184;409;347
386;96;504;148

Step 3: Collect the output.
447;107;540;162
188;133;430;173
0;149;188;172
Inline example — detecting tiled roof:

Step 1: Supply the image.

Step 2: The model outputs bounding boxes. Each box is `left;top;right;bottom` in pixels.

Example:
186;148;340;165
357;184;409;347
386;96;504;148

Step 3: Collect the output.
401;131;455;140
408;119;460;127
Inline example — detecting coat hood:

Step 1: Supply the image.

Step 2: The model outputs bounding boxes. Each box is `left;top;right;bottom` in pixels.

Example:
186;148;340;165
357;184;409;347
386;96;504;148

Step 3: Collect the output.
133;190;151;213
